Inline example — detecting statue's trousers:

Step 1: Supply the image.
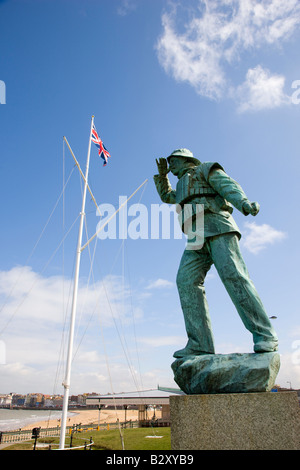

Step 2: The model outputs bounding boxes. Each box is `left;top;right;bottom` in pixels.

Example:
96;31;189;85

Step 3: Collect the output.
176;233;278;354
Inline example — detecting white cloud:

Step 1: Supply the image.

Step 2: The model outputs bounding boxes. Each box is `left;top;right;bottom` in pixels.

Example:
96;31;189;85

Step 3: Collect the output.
146;278;174;289
242;221;287;254
0;266;178;394
0;266;148;393
156;0;300;109
157;11;226;100
234;65;291;112
0;266;134;333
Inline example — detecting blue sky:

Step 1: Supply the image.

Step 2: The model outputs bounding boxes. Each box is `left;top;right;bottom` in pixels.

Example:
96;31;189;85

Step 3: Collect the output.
0;0;300;395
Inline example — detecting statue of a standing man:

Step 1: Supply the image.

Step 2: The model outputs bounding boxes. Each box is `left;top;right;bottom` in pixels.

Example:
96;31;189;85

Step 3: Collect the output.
154;149;278;358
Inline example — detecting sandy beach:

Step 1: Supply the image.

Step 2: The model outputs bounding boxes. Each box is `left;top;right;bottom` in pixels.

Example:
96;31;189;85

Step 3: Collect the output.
20;408;161;431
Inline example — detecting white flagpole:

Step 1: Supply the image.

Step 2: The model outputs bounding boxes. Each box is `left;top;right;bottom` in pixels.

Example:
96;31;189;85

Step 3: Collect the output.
59;115;94;450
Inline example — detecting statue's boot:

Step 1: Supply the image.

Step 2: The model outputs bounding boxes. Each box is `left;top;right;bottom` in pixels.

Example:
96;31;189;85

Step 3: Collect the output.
254;340;278;353
173;342;213;358
174;284;215;359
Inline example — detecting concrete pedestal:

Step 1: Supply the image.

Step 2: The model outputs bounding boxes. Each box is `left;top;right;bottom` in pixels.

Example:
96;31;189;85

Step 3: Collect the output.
170;392;300;450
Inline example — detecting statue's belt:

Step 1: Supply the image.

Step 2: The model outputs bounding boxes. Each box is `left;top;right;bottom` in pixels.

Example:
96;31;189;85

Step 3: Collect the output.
178;193;217;206
188;187;217;196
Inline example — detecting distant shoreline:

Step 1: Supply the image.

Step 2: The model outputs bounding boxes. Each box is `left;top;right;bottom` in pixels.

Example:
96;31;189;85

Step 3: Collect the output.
19;409;142;431
0;406;90;411
0;408;68;432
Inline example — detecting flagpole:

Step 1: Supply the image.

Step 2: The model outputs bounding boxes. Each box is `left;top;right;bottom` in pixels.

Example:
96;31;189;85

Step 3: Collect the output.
59;115;94;450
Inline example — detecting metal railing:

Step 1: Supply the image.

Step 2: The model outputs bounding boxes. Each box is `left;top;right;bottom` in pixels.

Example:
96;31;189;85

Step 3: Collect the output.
0;420;139;446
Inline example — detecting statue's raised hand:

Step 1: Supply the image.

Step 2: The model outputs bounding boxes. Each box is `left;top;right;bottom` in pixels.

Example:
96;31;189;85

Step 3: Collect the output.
155;157;170;176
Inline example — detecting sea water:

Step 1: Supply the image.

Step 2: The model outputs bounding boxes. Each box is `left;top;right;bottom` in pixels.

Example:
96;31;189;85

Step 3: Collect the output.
0;409;70;432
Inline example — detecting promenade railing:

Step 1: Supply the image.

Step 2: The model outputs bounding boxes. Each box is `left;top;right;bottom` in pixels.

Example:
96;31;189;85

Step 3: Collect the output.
0;419;139;445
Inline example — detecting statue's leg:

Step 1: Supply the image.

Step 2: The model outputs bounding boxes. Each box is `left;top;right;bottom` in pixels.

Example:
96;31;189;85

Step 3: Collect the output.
174;244;215;358
210;233;278;352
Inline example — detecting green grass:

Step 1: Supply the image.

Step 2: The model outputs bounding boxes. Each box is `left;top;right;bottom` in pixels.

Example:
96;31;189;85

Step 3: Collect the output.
3;427;171;451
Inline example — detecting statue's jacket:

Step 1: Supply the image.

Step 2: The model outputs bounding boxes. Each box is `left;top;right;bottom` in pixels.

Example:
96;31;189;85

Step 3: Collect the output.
154;162;250;240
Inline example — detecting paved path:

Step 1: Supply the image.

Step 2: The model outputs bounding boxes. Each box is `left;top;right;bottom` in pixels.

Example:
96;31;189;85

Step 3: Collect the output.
0;443;13;449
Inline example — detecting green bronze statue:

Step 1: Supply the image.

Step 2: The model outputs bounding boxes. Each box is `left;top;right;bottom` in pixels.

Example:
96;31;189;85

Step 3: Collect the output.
154;149;278;358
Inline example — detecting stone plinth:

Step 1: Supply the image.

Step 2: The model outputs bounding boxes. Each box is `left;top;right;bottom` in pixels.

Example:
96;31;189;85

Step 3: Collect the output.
172;352;280;394
170;392;300;450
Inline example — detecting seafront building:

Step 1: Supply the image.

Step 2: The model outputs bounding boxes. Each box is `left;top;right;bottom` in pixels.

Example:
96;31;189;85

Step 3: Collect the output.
0;392;96;409
0;385;299;411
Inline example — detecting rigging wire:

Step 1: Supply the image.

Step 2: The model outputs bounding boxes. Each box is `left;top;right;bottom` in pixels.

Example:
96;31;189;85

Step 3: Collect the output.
81;207;153;433
51;141;96;399
67;179;150;445
72;182;149;395
0;178;79;338
70;178;149;391
46;140;83;427
70;180;127;447
52;140;77;390
123;180;148;392
0;165;76;323
46;159;127;439
117;180;159;437
0;214;80;337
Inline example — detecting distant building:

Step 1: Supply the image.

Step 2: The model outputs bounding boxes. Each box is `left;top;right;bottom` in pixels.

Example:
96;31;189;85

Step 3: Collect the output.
11;394;25;406
86;386;184;426
0;394;12;407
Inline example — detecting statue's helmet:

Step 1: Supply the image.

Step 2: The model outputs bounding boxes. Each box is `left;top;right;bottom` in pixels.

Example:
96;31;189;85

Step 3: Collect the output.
167;148;200;165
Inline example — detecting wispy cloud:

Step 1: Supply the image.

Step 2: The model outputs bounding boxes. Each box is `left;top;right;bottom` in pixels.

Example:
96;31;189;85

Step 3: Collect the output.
117;0;137;17
242;221;287;254
146;278;174;290
156;0;300;110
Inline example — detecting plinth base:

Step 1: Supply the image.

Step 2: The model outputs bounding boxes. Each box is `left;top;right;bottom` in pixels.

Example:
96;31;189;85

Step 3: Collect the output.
170;392;300;450
172;352;280;394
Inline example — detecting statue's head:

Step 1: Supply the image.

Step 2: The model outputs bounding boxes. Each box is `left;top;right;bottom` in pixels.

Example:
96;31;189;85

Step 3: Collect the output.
167;149;200;176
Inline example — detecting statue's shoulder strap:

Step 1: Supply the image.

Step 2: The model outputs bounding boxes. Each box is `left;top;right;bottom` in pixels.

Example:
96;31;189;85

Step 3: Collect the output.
200;161;224;181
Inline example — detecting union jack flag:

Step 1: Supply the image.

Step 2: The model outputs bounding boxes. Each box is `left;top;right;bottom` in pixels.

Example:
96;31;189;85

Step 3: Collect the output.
91;124;111;166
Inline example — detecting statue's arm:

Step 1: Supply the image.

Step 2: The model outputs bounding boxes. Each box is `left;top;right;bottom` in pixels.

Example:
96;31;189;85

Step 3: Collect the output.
208;168;259;216
153;174;176;204
153;157;176;204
